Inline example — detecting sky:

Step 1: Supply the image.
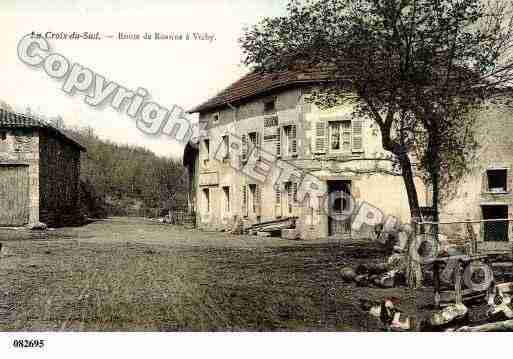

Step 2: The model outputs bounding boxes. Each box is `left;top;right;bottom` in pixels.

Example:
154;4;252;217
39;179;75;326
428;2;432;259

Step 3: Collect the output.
0;0;288;159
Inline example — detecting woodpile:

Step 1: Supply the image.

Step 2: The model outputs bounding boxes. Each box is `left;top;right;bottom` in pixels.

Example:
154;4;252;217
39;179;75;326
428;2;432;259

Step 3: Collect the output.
360;298;415;331
340;255;407;289
246;217;297;237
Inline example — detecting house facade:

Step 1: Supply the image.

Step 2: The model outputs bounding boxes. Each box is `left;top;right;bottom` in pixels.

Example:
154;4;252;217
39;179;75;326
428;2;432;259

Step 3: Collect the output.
441;102;513;250
185;70;428;239
0;109;85;227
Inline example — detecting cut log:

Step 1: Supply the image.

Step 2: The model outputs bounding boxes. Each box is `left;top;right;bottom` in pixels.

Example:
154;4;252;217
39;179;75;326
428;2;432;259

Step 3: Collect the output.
453;319;513;332
247;217;297;233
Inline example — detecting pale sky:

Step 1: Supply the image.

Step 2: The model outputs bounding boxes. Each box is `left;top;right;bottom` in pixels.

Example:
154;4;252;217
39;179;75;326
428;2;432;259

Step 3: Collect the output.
0;0;288;159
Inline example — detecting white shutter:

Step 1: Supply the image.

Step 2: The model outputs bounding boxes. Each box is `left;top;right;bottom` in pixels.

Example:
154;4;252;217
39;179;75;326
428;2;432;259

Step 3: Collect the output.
352;120;363;152
242;185;248;217
290;125;297;156
275;187;282;218
256;132;262;160
241;134;248;162
315;122;327;154
255;185;262;216
276;127;281;157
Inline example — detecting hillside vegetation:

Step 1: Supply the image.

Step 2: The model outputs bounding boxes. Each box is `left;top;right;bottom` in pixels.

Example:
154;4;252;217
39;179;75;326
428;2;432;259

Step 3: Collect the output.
66;126;187;218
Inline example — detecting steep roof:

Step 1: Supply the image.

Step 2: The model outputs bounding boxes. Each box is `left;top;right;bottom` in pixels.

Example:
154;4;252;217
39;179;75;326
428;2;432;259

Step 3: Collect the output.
0;109;86;151
188;68;334;113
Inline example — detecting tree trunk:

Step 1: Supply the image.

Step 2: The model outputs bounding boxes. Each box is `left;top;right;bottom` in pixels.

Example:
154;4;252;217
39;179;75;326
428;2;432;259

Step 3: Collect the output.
394;148;423;289
397;150;421;221
428;128;441;253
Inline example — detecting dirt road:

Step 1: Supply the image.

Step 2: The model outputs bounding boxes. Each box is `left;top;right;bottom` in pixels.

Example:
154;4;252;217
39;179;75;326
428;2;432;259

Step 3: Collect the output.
0;217;419;331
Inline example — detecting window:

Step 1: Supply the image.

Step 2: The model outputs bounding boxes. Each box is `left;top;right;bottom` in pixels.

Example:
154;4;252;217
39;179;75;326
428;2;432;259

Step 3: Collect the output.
284;182;295;215
203;139;210;162
487;169;508;192
221;135;229;159
482;205;509;242
264;99;276;115
222;186;230;214
248;132;260;159
281;125;297;156
249;184;257;213
0;131;6;141
329;121;351;153
213;113;220;123
203;188;210;213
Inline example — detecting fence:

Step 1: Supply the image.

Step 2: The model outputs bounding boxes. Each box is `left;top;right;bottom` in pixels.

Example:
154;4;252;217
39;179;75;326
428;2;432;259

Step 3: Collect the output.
413;218;513;307
414;218;513;255
165;207;196;226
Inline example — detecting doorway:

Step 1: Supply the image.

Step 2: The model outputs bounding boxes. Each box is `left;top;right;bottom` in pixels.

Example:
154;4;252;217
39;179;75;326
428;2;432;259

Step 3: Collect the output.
328;180;351;236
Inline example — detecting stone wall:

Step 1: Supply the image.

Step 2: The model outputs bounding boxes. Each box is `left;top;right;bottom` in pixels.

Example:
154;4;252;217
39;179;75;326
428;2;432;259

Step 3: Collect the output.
39;131;82;227
194;87;427;239
441;103;513;247
0;128;40;225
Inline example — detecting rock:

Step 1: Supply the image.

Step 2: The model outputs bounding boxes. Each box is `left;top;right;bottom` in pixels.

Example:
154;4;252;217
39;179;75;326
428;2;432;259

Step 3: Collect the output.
27;222;47;231
340;267;357;282
281;229;300;240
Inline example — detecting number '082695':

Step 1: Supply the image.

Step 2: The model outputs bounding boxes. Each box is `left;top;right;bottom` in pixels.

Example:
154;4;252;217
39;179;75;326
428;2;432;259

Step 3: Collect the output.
12;339;45;348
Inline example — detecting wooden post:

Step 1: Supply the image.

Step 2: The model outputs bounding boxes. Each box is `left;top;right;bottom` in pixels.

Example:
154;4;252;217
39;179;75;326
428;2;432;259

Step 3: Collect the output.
433;260;441;308
454;261;463;305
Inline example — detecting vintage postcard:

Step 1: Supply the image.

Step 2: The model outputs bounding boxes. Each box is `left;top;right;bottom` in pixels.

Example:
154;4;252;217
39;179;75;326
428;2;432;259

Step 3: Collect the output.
1;0;513;357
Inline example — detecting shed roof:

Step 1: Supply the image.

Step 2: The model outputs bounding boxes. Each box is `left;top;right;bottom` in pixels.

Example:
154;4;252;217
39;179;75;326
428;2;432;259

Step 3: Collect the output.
0;109;86;151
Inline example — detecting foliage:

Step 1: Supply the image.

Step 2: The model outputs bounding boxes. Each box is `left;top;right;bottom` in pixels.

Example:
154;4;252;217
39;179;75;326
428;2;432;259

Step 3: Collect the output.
66;126;188;218
240;0;513;218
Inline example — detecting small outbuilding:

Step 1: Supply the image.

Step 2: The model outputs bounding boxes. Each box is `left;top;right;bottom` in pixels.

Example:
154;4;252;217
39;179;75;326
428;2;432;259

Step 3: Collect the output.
0;109;86;227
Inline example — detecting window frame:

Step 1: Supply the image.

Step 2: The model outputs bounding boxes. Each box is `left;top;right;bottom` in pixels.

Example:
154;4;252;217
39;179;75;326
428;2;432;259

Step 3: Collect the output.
222;186;230;214
329;120;352;154
486;168;508;193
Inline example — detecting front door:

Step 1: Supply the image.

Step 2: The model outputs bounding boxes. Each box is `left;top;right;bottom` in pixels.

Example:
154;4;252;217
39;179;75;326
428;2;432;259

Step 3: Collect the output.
328;180;351;236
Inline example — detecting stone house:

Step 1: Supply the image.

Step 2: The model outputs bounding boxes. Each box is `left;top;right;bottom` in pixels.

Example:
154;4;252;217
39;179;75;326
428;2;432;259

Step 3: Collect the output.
184;70;428;239
0;109;86;227
441;102;513;250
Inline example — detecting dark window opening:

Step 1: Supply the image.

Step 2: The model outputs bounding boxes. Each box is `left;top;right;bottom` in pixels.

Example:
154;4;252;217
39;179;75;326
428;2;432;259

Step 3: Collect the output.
482;205;509;242
487;169;508;192
0;132;6;141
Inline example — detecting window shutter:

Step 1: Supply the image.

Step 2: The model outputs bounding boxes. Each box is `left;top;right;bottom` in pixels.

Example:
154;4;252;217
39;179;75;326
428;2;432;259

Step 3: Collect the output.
276;127;281;157
275;187;282;218
242;185;248;217
352;120;363;152
255;185;262;216
290;125;297;156
315;122;327;154
293;182;298;203
256;132;262;160
241;134;248;162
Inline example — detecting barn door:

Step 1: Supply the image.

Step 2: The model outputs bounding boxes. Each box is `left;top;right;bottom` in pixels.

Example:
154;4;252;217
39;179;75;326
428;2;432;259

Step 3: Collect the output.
0;165;30;226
